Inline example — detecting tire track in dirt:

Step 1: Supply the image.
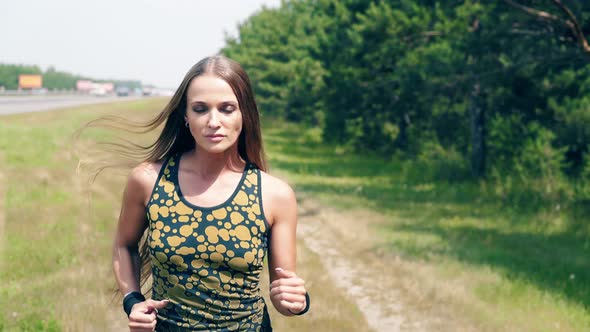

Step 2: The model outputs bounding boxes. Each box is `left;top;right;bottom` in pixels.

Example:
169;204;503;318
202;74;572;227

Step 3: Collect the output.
297;195;405;331
296;194;473;332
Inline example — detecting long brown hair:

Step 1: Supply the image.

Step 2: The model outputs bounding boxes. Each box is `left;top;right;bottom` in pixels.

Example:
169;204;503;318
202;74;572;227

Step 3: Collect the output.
93;55;267;299
140;55;267;169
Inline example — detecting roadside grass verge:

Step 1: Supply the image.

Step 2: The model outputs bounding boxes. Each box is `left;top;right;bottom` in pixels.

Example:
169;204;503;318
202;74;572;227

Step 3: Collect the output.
0;99;167;331
0;99;366;331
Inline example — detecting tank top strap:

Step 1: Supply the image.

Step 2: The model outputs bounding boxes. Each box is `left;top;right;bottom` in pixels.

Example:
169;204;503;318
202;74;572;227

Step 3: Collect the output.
242;163;270;233
244;163;259;191
147;153;180;206
163;152;182;185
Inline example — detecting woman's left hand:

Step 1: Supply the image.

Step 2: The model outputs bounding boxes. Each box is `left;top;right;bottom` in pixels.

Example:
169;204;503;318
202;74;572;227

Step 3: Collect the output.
269;267;307;315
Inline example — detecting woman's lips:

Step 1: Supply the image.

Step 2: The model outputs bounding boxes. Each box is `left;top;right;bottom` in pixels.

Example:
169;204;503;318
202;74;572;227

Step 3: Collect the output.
205;134;225;141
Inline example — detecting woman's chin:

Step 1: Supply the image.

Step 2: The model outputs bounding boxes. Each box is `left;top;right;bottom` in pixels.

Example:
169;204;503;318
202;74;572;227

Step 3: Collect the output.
197;143;235;155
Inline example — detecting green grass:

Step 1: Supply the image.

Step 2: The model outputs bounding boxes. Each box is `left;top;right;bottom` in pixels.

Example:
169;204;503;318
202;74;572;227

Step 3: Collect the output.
263;119;590;331
0;99;166;331
1;99;589;330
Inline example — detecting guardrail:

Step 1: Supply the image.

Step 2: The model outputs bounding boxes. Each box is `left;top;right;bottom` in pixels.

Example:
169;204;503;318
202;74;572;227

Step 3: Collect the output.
0;89;82;96
0;88;174;97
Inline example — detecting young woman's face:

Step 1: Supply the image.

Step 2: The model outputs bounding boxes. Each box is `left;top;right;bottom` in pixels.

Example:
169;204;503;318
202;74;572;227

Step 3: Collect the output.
184;74;243;155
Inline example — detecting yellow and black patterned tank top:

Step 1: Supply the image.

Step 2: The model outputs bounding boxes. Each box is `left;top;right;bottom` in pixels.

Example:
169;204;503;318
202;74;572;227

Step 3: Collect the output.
146;154;271;331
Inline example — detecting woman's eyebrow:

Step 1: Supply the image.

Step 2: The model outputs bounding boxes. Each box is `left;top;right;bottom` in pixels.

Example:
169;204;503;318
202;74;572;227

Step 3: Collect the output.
190;100;238;106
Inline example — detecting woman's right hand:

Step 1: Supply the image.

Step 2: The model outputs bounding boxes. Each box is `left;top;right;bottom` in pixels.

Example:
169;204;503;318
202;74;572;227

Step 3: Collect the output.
128;299;169;332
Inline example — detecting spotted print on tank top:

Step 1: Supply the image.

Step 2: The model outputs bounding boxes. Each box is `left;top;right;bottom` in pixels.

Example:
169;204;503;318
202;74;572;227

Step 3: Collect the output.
146;154;270;331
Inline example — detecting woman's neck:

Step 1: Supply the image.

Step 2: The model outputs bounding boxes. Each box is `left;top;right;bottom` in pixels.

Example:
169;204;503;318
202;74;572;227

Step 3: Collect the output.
184;147;244;179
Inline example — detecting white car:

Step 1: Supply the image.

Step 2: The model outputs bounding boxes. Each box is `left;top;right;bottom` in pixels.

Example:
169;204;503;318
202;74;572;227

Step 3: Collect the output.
90;87;107;96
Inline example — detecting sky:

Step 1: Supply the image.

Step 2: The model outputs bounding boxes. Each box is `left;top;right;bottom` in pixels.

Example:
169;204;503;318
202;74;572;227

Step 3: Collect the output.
0;0;282;88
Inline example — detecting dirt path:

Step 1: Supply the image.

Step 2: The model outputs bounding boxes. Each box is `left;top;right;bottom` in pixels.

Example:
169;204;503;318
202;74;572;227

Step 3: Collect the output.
297;196;404;331
296;194;476;332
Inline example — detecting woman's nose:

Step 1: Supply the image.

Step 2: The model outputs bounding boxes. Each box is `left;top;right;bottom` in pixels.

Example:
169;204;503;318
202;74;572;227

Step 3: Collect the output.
207;110;221;128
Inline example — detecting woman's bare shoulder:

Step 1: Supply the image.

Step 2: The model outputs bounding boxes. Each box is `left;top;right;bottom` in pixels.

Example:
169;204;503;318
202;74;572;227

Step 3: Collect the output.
129;161;163;182
126;161;165;200
259;171;297;227
259;170;296;203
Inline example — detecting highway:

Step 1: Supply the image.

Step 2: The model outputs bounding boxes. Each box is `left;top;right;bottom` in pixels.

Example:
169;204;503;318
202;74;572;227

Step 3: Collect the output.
0;95;145;116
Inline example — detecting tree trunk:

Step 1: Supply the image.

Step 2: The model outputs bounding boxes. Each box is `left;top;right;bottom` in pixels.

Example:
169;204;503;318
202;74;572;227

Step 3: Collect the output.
395;112;409;151
469;80;486;178
469;13;486;178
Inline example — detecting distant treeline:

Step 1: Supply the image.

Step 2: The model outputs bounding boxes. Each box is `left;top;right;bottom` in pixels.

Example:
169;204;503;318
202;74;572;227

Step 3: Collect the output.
222;0;590;187
0;63;141;90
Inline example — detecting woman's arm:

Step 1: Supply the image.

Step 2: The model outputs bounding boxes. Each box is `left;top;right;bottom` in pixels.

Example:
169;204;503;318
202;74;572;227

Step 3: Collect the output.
112;164;168;331
112;165;152;296
262;174;308;316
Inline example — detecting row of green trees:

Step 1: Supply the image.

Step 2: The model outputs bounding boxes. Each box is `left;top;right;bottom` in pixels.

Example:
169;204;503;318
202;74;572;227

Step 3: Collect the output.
0;64;82;90
0;64;142;90
222;0;590;188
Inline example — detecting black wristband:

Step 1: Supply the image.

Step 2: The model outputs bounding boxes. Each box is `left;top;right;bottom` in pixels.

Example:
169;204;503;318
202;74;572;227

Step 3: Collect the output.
289;292;310;316
123;291;146;316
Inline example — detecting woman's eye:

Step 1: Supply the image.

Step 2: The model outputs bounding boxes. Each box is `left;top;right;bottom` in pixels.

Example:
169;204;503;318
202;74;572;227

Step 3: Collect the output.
222;106;236;113
193;107;207;113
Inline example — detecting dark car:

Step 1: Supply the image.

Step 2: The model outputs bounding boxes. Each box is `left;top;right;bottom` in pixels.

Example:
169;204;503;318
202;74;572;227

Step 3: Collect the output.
116;86;130;97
